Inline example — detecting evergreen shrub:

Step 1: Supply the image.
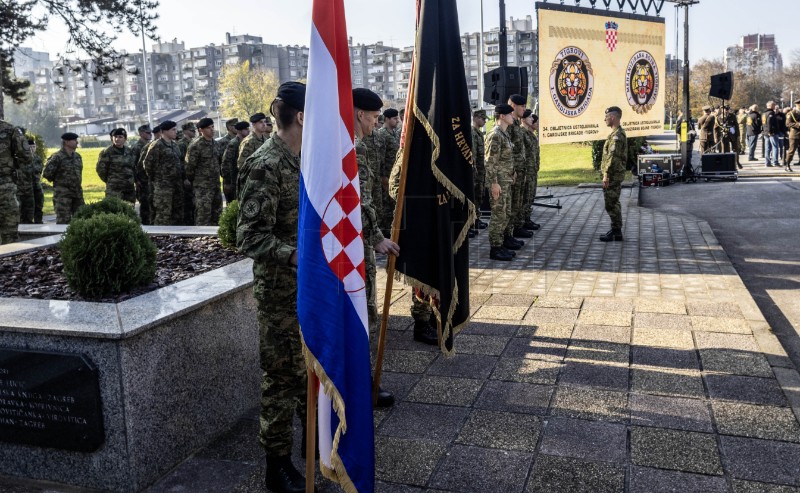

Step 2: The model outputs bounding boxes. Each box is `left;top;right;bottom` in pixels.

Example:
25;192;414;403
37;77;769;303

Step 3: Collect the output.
73;196;141;223
218;200;239;250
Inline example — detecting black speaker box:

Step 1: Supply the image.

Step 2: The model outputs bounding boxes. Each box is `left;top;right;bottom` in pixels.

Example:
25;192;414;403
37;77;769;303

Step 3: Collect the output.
709;72;734;100
483;66;528;105
701;153;737;173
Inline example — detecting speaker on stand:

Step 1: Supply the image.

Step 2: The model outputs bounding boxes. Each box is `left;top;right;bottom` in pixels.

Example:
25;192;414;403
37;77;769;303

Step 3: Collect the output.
483;66;528;106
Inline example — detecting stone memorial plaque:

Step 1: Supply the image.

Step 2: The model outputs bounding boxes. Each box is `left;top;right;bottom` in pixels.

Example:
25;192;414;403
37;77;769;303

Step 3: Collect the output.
0;348;104;452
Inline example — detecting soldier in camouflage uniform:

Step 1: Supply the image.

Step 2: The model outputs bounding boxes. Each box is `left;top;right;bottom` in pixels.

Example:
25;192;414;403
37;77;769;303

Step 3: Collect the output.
485;104;516;261
216;118;238;150
507;95;532;244
471;109;488;232
42;133;84;224
0;120;30;243
236;113;271;200
376;108;400;236
236;82;306;493
362;118;386;235
520;110;541;231
176;122;196;226
600;106;627;242
29;139;45;224
144;121;184;226
132;124;155;224
15;137;36;224
221;121;249;204
353;88;400;406
185;118;223;225
96;128;137;203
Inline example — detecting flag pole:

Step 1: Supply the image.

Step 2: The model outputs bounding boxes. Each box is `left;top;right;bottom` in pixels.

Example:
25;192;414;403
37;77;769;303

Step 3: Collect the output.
373;2;421;406
305;370;317;493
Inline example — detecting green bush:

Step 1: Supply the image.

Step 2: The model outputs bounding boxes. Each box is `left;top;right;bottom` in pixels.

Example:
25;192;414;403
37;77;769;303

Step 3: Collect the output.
60;213;157;298
218;200;239;250
73;196;141;224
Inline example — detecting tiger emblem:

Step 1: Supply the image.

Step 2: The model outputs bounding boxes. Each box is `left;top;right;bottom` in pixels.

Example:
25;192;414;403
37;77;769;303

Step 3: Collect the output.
631;63;654;105
626;51;660;114
549;46;594;118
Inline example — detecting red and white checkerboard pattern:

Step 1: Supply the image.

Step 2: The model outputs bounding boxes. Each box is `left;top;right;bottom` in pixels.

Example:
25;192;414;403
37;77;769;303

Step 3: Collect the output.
320;166;366;293
606;29;618;52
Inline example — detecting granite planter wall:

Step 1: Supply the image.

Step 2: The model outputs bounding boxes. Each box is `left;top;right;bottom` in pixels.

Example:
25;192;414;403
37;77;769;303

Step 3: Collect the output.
0;235;259;492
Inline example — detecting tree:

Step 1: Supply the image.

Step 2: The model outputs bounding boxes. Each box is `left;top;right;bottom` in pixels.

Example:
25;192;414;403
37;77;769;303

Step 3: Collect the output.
0;0;159;119
218;61;280;120
688;58;724;115
725;47;783;110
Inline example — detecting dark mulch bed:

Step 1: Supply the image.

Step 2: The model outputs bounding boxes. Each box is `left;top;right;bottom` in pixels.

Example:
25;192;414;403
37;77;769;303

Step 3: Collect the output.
0;236;245;303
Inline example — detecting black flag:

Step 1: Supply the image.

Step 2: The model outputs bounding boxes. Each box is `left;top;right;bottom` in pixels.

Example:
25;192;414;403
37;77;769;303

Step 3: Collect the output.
395;0;475;354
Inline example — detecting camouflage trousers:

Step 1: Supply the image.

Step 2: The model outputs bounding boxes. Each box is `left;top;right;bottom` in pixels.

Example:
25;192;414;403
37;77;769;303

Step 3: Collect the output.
54;194;84;224
380;187;395;237
488;181;512;247
33;183;43;224
410;291;432;322
473;168;486;212
603;179;623;230
365;246;379;366
152;183;184;226
183;187;195;226
523;165;539;222
16;190;34;224
137;181;151;225
193;183;223;226
253;271;307;457
506;176;524;234
513;170;531;229
0;183;20;245
105;186;136;204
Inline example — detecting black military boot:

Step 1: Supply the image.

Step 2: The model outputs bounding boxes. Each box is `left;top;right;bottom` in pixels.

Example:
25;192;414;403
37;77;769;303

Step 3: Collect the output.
490;246;514;261
503;235;523;250
265;455;305;493
599;229;624;242
524;219;541;230
476;219;488;229
502;246;516;257
468;228;477;239
414;319;438;345
512;227;533;238
375;386;395;408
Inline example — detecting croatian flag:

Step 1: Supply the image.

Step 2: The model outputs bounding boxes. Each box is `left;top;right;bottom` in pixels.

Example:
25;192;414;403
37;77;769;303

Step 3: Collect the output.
297;0;374;492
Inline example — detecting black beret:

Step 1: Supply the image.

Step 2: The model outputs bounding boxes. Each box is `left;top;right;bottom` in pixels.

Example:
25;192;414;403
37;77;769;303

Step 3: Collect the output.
137;124;152;133
605;106;623;116
61;132;79;141
509;94;526;105
353;88;383;111
494;104;513;115
225;118;239;127
160;120;177;131
250;112;267;123
110;128;127;138
530;114;539;124
234;121;250;131
276;81;307;112
522;109;532;119
152;125;162;133
383;108;399;119
197;117;214;129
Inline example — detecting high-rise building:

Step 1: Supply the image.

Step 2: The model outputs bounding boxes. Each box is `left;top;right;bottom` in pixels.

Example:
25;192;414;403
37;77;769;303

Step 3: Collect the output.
724;34;783;73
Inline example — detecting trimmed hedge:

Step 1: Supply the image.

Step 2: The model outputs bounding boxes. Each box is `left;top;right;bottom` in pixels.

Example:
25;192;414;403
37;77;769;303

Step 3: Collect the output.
73;196;141;224
218;200;239;250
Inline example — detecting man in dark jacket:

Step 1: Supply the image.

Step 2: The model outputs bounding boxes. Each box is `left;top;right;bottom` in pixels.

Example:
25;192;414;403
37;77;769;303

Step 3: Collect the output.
746;105;762;162
763;101;779;166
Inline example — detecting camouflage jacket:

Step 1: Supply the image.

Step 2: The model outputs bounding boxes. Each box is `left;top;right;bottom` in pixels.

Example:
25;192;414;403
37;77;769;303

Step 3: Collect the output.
237;133;268;169
217;133;234;149
176;136;193;161
0;121;30;185
787;109;800;139
144;139;183;188
521;127;539;172
506;120;527;174
130;138;151;184
236;133;299;284
362;132;385;184
43;149;83;198
484;127;514;185
32;154;43;182
185;136;222;187
376;127;400;177
355;136;384;247
471;126;485;175
601;126;628;178
221;135;242;186
96;144;136;195
14;149;37;196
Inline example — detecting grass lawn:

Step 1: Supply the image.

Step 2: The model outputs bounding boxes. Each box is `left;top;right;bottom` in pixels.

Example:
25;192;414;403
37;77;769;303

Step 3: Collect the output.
41;147;107;216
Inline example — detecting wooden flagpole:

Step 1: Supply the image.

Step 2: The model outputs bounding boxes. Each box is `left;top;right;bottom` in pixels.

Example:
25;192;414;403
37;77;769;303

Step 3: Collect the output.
372;1;422;406
305;369;317;493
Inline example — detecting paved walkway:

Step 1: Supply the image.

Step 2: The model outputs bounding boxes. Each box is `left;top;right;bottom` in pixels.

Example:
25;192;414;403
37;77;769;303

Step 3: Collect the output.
4;185;800;492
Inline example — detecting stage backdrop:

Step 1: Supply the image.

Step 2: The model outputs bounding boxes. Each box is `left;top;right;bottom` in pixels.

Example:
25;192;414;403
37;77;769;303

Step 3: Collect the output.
537;3;665;144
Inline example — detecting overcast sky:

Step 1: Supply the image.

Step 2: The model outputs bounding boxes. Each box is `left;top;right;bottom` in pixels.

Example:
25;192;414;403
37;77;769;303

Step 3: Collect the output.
24;0;798;65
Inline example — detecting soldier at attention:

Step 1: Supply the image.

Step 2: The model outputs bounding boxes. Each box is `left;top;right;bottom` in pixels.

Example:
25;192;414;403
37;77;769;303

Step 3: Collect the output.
236;112;271;199
185;118;223;225
216;117;238;150
96;128;137;204
0;120;30;243
506;94;531;246
221;121;249;204
236;82;307;493
15;134;37;225
42;132;84;224
130;124;154;224
485;104;516;261
28;139;45;224
143;120;184;225
471;109;488;233
599;106;627;242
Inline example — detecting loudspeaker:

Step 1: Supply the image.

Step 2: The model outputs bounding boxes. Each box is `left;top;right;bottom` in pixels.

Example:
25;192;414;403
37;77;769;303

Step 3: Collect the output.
483;66;528;105
701;153;737;173
709;72;734;100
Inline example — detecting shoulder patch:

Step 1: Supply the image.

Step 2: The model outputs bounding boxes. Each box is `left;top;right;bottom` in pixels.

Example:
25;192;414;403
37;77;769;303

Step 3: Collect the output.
241;198;261;219
250;168;266;181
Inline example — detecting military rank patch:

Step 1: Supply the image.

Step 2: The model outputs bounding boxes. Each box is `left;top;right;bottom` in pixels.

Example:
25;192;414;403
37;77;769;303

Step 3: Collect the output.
242;198;261;219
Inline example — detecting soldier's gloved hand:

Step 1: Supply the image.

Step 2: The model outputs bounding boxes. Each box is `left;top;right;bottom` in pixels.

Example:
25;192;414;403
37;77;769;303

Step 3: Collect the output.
375;238;400;256
491;183;501;200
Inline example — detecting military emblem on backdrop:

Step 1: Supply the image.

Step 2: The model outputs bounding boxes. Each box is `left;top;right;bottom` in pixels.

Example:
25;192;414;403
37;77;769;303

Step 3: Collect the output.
625;50;660;114
549;46;594;118
605;21;619;52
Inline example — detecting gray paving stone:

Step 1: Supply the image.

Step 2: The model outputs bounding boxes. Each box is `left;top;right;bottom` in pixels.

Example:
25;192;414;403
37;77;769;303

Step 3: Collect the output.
539;417;627;463
629;393;713;432
581;297;634;312
551;386;628;423
634;312;693;330
533;296;584;309
691;316;752;334
629;466;729;493
721;436;800;486
461;320;520;337
406;375;484;406
376;482;426;493
503;336;568;362
147;457;258;493
695;332;760;352
475;380;553;415
383;350;437;373
712;401;800;442
427;353;498;379
378;402;469;442
526;455;625;493
633;327;695;349
565;340;630;365
195;417;262;463
429;444;533;493
630;427;723;475
452;334;510;356
687;300;745;318
577;310;632;326
486;294;536;307
631;367;706;398
571;324;631;344
635;298;687;315
632;345;700;370
375;436;447;486
705;374;787;406
700;349;774;377
558;361;629;391
523;307;580;324
732;480;800;492
491;357;563;385
516;322;573;339
456;409;542;451
474;304;529;320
